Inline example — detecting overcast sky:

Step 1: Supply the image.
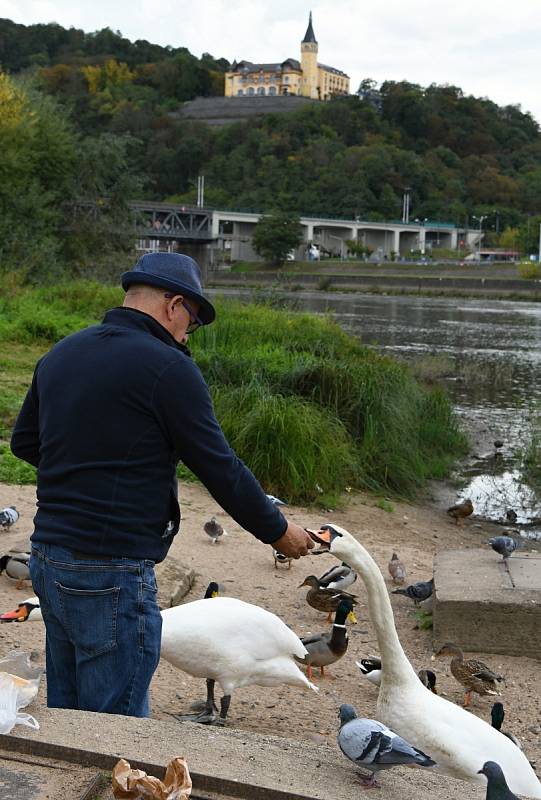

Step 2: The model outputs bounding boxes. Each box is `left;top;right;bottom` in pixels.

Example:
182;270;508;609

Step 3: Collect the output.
3;0;541;124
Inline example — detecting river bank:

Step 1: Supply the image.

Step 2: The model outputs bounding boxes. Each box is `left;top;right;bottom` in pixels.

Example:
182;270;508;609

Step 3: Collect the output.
209;263;541;300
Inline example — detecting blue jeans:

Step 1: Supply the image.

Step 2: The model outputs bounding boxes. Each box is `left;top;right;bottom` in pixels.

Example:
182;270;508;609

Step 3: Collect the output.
29;543;162;717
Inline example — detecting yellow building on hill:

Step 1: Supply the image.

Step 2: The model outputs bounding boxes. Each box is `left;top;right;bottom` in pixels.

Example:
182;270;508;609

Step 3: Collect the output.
224;13;349;101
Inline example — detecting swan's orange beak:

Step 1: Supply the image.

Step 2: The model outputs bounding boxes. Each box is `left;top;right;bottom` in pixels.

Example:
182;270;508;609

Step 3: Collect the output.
0;603;30;622
305;528;332;552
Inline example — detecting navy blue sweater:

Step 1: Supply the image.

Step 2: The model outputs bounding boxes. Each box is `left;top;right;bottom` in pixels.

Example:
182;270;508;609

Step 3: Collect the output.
11;308;287;561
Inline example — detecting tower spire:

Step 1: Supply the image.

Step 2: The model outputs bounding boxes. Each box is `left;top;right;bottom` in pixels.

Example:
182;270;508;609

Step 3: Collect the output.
302;11;317;44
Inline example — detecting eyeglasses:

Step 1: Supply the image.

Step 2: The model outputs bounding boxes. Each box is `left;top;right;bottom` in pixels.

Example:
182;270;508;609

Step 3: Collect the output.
164;293;203;333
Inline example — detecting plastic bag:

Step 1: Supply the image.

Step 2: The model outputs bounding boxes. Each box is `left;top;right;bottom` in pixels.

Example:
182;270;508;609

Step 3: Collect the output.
0;650;43;708
0;673;39;734
0;650;42;733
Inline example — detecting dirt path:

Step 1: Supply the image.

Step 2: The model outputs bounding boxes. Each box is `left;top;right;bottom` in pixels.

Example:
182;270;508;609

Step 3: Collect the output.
0;481;539;771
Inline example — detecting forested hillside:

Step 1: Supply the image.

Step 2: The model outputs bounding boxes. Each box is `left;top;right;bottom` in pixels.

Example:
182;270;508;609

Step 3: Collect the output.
1;18;541;277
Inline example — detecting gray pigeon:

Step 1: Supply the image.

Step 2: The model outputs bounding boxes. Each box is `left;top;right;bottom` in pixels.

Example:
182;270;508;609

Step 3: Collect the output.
392;577;434;604
478;761;520;800
489;537;517;560
203;517;227;544
337;704;436;788
0;507;19;528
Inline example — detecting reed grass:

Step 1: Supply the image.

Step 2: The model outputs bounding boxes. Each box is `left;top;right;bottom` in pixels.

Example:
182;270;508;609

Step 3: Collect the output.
0;281;467;502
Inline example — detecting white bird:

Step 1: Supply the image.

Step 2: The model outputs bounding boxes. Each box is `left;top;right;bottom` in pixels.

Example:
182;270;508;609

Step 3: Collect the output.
266;494;287;506
317;562;357;591
0;597;42;623
337;704;436;788
160;596;318;725
203;517;227;544
307;524;541;799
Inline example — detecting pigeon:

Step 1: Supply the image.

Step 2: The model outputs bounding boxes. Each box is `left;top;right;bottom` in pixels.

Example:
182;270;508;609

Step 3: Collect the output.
446;498;474;524
392;577;434;604
203;517;227;544
273;549;292;569
505;509;517;524
489;537;517;561
337;704;436;788
477;761;520;800
0;507;19;528
490;703;522;750
388;552;406;585
494;440;504;450
317;562;357;591
266;494;287;506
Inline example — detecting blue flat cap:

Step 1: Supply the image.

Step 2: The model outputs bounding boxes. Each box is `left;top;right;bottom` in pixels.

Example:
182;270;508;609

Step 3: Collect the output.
121;252;215;325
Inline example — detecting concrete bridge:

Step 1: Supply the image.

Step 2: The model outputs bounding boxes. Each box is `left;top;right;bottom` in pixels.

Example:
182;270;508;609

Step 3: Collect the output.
124;201;480;265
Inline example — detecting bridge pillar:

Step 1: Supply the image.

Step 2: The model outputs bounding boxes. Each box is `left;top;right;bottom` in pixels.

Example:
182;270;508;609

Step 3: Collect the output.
392;230;400;255
418;228;426;254
304;223;314;242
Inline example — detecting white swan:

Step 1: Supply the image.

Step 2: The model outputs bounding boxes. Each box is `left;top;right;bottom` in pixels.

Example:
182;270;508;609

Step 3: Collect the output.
308;524;541;799
160;594;318;724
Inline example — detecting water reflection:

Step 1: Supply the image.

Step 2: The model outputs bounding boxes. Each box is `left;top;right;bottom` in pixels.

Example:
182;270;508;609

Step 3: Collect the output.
211;289;541;536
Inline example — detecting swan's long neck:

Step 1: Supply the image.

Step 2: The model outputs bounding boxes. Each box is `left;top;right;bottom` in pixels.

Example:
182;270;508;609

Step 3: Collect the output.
342;539;419;685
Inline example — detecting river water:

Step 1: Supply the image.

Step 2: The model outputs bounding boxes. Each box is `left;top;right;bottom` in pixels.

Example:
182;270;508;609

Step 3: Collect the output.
210;289;541;537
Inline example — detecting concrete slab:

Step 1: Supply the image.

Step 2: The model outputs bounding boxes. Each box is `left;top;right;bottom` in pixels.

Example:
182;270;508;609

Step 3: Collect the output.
3;707;484;800
433;549;541;658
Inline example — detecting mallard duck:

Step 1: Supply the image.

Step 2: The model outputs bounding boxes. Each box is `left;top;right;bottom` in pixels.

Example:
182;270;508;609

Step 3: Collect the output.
337;704;436;788
203;517;227;544
491;703;522;750
0;597;42;623
295;599;356;679
446;498;474;524
0;551;31;589
388;552;406;585
317;562;357;591
433;643;503;706
298;575;357;622
357;657;437;693
306;524;541;798
160;595;318;725
273;549;292;569
392;578;433;604
478;761;520;800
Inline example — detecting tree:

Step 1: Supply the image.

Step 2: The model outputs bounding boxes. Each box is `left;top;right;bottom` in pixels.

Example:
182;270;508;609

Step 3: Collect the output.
252;211;303;266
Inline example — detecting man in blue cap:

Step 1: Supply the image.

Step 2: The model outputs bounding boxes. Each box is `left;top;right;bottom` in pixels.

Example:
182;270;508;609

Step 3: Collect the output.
11;252;313;718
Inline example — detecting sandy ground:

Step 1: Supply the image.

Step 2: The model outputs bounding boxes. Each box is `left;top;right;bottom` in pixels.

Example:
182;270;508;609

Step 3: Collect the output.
0;481;539;776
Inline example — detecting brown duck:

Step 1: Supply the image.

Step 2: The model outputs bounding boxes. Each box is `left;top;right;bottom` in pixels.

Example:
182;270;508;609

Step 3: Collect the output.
433;643;503;706
446;498;474;525
298;575;358;622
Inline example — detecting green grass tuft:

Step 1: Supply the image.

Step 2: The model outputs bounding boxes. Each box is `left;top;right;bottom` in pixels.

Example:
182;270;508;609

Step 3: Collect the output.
0;282;468;501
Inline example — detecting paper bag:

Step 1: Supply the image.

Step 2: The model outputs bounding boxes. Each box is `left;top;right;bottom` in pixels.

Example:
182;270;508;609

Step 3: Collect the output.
112;757;192;800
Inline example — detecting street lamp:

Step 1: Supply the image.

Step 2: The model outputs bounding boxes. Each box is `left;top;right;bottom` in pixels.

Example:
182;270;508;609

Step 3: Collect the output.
472;215;486;261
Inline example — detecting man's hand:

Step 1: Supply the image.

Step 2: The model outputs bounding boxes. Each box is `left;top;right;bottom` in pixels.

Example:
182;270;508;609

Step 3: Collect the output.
272;521;314;559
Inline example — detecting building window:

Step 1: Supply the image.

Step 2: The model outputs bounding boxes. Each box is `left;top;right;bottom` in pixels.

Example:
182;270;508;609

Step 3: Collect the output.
247;87;255;96
284;75;289;83
237;89;244;96
268;85;277;95
257;87;265;95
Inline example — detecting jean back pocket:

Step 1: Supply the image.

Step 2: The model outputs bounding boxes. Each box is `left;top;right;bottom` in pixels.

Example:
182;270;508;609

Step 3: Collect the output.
55;582;120;657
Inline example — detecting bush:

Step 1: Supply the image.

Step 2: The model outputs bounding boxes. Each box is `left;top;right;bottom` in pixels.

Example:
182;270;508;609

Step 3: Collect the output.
518;262;541;280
